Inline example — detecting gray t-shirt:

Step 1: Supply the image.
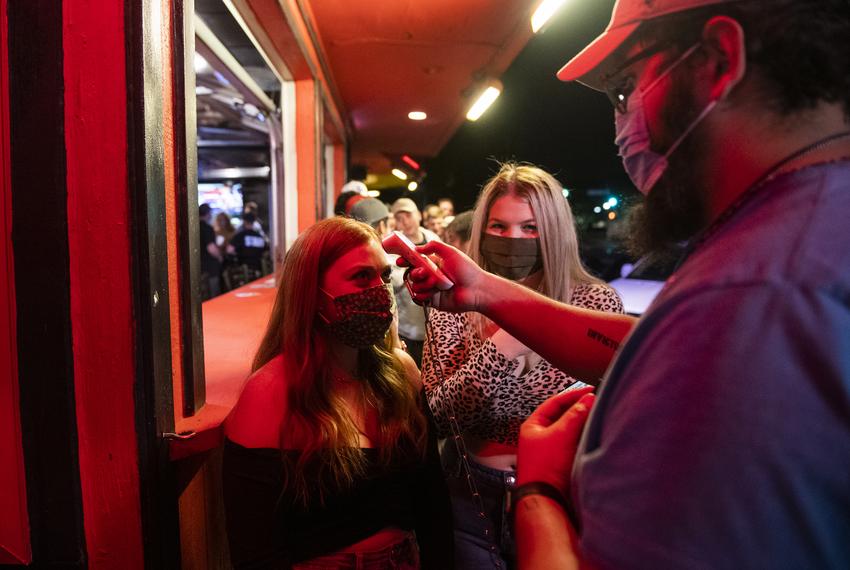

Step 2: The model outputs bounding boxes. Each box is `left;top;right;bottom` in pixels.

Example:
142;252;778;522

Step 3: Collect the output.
390;227;440;341
574;161;850;569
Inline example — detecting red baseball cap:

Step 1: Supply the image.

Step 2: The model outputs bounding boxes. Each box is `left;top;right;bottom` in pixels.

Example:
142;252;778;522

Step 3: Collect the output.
557;0;739;90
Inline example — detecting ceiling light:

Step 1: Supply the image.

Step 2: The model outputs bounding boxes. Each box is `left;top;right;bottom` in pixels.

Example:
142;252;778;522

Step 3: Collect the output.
408;181;418;191
466;82;502;121
366;190;381;198
408;111;427;121
531;0;568;33
392;169;408;180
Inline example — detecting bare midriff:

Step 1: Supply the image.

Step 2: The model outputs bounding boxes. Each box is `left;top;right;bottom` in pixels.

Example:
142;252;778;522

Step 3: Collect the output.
466;434;517;471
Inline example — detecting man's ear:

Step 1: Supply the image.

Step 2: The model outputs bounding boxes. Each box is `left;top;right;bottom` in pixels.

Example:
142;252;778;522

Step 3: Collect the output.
701;15;747;101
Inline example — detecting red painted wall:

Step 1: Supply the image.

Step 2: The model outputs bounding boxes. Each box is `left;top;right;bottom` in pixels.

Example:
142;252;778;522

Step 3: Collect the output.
296;79;318;231
0;0;31;562
63;1;145;567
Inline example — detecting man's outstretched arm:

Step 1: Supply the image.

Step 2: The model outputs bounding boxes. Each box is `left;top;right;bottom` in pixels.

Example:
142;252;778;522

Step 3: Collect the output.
407;241;636;381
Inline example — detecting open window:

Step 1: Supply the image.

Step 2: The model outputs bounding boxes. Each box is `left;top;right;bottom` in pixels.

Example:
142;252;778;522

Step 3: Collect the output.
166;0;287;433
194;11;282;297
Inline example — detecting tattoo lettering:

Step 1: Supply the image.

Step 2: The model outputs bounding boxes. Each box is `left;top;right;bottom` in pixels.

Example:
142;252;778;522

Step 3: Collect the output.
587;328;620;351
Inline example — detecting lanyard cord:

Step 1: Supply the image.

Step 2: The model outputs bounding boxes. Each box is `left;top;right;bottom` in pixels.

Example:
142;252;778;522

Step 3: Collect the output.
422;304;505;569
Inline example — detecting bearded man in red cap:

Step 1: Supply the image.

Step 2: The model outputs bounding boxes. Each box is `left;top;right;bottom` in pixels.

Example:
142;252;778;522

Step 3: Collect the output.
405;0;850;567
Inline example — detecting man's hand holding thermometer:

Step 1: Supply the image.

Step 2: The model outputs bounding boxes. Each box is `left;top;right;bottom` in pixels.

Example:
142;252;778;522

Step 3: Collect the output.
383;235;491;313
382;231;453;290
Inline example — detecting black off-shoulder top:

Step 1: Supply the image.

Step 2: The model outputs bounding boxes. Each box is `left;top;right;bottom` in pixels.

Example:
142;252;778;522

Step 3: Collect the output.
222;434;453;569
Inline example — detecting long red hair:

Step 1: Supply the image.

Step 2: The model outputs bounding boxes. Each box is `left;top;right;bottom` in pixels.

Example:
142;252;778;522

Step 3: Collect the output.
252;217;426;504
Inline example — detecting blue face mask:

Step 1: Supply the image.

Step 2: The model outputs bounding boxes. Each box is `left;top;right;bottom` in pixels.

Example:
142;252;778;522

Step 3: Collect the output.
615;43;719;195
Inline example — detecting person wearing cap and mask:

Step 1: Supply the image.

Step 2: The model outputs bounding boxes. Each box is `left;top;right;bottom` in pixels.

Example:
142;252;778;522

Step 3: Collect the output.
404;0;850;568
421;163;623;568
389;197;441;366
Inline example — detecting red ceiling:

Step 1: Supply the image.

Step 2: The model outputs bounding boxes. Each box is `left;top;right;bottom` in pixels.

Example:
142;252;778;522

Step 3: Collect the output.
304;0;538;170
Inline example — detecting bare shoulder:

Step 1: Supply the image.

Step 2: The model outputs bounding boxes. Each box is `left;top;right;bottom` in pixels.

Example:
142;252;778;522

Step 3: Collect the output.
394;347;422;391
224;354;287;448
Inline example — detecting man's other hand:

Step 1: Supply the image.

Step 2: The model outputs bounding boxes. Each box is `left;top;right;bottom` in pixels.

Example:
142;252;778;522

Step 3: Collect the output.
517;387;596;496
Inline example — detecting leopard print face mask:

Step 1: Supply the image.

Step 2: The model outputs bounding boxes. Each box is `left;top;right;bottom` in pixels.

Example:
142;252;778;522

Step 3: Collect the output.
319;283;394;349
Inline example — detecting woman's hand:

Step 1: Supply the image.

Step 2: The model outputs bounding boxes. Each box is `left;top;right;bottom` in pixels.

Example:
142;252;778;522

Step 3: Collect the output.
401;241;489;312
516;387;596;496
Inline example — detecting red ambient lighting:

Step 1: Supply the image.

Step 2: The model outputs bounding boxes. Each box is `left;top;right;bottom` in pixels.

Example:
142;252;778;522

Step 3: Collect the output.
401;155;420;171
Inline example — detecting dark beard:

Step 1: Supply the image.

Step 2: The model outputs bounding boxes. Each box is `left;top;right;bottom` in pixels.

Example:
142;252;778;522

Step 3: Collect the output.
626;71;710;259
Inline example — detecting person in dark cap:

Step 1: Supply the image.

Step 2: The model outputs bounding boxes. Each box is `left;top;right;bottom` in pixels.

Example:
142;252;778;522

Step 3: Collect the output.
405;0;850;567
349;197;391;238
334;190;366;217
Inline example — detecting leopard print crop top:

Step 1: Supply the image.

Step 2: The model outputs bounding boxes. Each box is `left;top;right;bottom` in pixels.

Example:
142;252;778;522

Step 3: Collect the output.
421;283;624;446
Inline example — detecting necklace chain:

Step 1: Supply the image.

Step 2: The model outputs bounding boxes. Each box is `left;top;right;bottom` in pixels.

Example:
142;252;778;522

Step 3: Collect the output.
683;130;850;261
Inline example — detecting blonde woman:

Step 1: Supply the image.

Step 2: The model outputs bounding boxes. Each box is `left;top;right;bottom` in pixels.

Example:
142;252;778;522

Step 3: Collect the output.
422;163;623;568
223;217;453;569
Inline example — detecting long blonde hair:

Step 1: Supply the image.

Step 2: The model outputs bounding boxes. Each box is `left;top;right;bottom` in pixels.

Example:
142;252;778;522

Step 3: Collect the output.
252;217;427;505
468;162;601;335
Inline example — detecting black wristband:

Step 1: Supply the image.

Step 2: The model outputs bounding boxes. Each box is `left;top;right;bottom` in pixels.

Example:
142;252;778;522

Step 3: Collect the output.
510;481;570;515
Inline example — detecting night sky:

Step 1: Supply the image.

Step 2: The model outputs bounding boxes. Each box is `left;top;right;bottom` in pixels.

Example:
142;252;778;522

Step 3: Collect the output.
419;0;635;214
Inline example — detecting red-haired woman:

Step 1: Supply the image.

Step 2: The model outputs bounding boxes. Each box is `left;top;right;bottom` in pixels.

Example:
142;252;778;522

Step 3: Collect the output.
223;217;453;569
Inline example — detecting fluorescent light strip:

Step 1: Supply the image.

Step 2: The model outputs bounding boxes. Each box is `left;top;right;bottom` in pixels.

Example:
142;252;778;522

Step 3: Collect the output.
392;169;408;180
531;0;568;33
466;86;501;121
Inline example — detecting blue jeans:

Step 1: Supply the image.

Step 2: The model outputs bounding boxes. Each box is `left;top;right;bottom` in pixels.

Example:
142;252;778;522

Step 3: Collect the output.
441;442;516;569
292;532;419;569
